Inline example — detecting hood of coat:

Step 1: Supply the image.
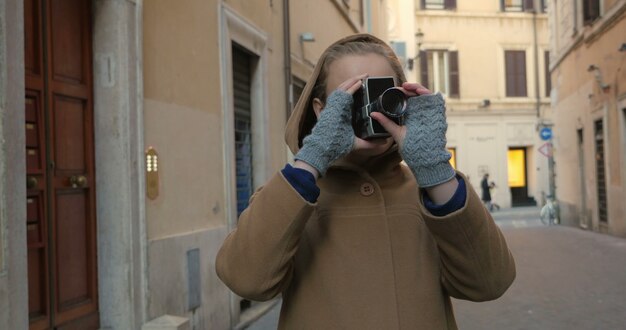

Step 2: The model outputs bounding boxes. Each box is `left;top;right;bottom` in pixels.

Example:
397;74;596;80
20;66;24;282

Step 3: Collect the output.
284;33;406;161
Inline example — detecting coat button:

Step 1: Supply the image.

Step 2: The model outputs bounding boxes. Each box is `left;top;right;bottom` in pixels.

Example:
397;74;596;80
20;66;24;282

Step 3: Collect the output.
360;183;374;196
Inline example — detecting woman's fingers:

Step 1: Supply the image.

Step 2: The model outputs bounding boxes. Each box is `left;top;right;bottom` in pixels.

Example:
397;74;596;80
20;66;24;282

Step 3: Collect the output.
402;82;432;95
337;74;368;94
370;112;406;147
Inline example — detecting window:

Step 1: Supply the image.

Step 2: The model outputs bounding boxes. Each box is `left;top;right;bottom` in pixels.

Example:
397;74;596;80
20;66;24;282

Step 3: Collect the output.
505;50;527;97
541;0;548;13
447;147;457;169
421;0;456;10
544;51;551;97
583;0;600;24
290;77;305;121
420;50;460;98
232;44;254;218
390;41;407;68
501;0;535;12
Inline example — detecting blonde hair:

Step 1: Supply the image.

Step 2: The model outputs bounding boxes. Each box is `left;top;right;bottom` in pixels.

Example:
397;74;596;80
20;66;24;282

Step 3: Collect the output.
311;41;406;102
298;41;406;142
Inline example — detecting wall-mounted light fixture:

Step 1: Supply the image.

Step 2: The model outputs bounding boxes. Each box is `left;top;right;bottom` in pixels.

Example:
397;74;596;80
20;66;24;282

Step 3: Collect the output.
299;32;316;43
298;32;316;67
407;29;425;71
587;64;610;92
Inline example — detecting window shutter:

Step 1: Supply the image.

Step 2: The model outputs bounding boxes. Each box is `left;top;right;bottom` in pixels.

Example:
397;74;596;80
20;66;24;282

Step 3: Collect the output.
524;0;535;11
500;0;505;12
517;51;527;97
232;45;254;217
584;0;600;23
420;51;429;89
505;51;515;96
420;0;426;10
448;51;459;98
505;50;527;97
444;0;456;10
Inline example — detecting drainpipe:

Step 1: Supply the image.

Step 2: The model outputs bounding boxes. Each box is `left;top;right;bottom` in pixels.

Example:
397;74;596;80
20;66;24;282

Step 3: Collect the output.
532;2;541;119
365;0;372;33
283;0;292;116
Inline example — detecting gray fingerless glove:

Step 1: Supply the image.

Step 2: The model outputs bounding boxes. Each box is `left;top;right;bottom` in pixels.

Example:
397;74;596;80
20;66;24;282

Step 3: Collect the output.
401;93;456;187
294;90;355;176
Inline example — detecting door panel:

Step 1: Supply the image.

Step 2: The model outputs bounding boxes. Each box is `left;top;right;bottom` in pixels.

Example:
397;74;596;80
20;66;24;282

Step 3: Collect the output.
26;0;98;328
55;193;88;308
49;0;87;85
26;34;50;329
52;96;86;171
24;0;43;78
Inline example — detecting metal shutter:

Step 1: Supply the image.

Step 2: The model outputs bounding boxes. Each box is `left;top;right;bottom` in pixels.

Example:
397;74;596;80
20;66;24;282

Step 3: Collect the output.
232;45;254;218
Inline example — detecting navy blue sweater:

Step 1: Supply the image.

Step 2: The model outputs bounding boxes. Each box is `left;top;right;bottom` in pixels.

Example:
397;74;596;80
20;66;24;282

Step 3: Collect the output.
281;164;465;216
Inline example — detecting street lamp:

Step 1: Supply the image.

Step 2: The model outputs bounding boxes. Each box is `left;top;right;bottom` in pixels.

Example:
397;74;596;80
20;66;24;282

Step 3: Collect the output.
587;64;610;92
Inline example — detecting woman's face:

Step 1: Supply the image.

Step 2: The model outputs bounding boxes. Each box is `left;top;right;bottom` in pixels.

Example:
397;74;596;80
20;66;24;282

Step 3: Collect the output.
314;53;397;161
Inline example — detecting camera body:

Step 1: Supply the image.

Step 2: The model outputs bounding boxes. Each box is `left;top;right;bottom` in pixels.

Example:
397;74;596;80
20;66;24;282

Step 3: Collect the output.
352;76;407;140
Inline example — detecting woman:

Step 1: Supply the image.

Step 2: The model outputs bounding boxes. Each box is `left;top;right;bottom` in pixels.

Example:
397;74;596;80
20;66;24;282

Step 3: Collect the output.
216;33;515;329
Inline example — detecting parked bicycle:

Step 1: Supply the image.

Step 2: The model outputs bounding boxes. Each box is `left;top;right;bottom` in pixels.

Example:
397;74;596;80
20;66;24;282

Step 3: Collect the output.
540;194;559;225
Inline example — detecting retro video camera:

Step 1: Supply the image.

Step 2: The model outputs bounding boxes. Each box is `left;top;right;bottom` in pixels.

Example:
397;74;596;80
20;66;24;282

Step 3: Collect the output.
352;76;407;140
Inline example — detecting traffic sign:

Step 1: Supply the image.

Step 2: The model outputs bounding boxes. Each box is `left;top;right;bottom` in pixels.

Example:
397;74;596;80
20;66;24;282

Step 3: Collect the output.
540;127;553;141
538;142;553;157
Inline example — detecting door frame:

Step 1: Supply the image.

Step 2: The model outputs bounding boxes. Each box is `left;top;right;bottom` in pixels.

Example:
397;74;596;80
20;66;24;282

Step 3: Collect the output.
0;1;147;328
0;0;29;329
219;3;271;327
91;0;147;329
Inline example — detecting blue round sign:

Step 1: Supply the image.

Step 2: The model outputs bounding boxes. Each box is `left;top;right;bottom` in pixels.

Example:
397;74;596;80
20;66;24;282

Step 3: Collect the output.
540;127;553;141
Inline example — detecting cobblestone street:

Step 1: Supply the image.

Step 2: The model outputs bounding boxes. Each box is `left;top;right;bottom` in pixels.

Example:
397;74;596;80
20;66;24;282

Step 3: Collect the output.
247;207;626;329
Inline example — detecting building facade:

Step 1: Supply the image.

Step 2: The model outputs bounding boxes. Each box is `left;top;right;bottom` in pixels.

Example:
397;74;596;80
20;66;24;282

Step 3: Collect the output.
0;0;387;329
388;0;552;209
548;0;626;236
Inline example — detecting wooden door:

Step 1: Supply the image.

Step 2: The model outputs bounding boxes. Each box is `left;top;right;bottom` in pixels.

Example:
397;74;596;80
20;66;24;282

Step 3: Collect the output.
25;0;99;329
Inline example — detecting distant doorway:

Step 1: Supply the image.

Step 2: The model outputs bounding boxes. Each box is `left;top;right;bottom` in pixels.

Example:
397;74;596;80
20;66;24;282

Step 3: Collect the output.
508;147;536;206
594;120;608;223
577;129;589;227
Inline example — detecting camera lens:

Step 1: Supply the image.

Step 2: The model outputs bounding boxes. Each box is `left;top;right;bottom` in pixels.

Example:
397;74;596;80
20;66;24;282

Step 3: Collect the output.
378;88;406;118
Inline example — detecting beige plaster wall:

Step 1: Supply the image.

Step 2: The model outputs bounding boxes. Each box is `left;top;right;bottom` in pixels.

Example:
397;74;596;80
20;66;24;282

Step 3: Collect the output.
391;1;553;207
416;12;550;109
290;1;360;70
551;13;626;234
143;0;224;239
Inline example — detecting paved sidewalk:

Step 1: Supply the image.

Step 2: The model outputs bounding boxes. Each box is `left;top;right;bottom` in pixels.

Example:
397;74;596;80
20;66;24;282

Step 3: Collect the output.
454;216;626;329
246;207;626;329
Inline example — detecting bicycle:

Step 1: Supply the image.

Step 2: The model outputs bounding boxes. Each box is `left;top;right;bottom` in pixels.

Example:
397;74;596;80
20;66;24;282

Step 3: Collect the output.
540;195;559;225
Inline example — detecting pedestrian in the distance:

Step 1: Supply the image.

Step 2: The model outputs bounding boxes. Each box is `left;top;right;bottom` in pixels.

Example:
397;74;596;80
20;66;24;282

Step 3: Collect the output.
481;173;493;211
216;33;516;329
489;180;501;211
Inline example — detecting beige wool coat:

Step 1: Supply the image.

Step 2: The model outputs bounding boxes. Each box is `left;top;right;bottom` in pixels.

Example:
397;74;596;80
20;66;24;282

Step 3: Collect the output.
216;34;516;329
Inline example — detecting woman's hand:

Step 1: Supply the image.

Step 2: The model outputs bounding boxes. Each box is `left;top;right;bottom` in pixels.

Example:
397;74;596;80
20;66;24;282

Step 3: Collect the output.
294;74;367;177
370;82;432;149
372;82;456;190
